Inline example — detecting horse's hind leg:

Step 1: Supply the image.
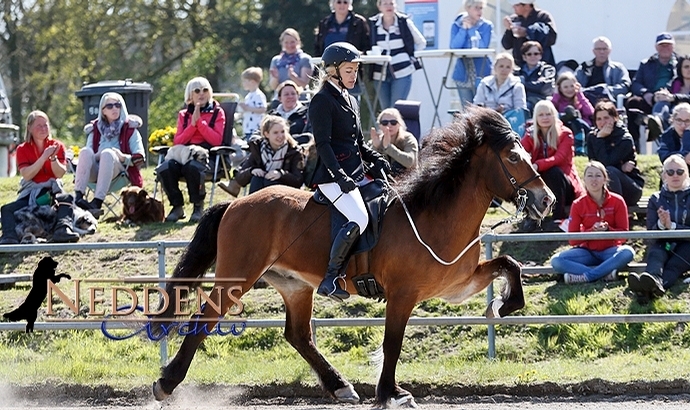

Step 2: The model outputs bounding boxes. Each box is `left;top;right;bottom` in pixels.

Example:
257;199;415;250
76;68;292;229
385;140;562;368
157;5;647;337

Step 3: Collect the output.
477;255;524;318
275;283;359;403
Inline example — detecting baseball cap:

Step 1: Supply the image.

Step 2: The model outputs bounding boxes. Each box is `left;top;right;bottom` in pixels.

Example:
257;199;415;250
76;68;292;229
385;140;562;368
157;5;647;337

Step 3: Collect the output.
656;32;675;45
509;0;534;5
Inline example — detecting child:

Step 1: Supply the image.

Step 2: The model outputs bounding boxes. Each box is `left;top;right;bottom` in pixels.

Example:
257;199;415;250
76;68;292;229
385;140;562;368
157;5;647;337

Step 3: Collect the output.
239;67;267;139
552;72;595;126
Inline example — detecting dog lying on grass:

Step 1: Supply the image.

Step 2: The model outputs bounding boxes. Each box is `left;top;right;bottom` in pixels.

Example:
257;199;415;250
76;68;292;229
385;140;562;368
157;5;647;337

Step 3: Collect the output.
120;186;165;225
2;256;70;333
13;205;97;243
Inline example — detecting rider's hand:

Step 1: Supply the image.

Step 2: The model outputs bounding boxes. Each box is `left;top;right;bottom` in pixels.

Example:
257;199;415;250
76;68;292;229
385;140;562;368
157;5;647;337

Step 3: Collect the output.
336;175;357;193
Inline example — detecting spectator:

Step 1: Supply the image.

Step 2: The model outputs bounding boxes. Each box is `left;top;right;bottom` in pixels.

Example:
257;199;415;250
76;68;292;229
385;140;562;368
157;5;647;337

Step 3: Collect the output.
628;154;690;303
515;41;555;113
647;55;690;141
574;36;631;105
75;92;145;218
158;76;225;223
552;72;594;126
369;0;426;109
501;0;557;67
551;161;635;284
657;102;690;165
450;0;493;106
587;101;644;207
521;100;584;227
314;0;370;56
0;111;79;244
368;108;418;176
233;115;304;194
266;80;312;145
625;32;678;151
269;28;313;92
239;67;267;140
473;52;526;114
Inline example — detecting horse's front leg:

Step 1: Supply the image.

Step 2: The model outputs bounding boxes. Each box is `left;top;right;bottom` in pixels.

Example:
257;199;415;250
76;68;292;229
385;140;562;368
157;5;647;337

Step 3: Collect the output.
376;296;418;408
476;255;524;318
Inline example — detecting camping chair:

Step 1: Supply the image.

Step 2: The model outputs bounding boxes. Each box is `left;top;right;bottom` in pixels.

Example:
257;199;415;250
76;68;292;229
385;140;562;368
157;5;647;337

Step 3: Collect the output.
85;170;131;219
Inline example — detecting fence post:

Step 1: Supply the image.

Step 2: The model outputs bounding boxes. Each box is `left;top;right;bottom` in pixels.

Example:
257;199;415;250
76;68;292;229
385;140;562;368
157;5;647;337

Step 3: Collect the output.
311;318;317;346
158;241;168;364
484;235;496;359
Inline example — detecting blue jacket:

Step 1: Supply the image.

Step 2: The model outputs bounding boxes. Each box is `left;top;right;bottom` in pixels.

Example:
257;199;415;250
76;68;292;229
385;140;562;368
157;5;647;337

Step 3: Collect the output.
647;185;690;234
575;59;631;99
657;127;690;163
631;53;677;97
450;14;493;85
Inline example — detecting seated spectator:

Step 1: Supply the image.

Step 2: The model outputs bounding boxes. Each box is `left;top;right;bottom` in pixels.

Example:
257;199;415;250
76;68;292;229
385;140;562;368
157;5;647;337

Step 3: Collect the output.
515;41;555;113
233;115;305;194
657;102;690;166
574;36;631;105
269;28;313;92
628;154;690;303
450;0;493;106
625;32;677;151
266;80;313;145
368;108;418;176
552;72;594;126
521;100;584;227
474;52;526;117
587;101;644;207
239;67;267;140
0;111;79;244
551;161;634;284
647;55;690;141
158;76;225;223
75;92;145;218
501;0;557;67
314;0;370;56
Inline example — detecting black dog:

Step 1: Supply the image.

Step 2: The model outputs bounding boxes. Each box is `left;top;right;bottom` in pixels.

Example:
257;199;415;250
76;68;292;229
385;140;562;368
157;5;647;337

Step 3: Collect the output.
3;256;70;332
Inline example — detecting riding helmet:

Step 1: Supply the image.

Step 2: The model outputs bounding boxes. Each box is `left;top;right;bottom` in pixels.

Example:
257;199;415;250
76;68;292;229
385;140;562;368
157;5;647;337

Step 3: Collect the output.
321;42;362;68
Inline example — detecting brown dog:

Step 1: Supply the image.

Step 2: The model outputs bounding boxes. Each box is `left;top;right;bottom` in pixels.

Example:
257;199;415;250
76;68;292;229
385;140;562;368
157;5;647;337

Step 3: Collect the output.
120;186;165;224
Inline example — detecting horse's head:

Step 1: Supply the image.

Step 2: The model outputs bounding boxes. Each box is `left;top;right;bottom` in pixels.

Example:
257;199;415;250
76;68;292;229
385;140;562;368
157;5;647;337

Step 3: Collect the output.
472;107;555;221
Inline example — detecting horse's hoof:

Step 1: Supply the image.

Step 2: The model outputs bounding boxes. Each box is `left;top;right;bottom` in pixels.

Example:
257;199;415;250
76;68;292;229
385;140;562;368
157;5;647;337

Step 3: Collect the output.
485;297;504;319
334;383;360;403
387;393;418;408
152;380;170;401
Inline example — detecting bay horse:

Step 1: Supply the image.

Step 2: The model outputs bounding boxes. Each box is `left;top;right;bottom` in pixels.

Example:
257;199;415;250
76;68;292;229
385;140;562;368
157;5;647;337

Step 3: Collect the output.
151;107;555;407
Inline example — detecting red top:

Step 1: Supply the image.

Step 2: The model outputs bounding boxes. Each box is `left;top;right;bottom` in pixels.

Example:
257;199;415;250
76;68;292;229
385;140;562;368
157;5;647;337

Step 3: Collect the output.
173;105;225;147
16;138;66;183
567;189;629;251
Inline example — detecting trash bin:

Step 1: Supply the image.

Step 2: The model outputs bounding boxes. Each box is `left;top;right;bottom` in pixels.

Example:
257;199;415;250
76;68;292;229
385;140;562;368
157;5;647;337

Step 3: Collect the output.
75;79;153;157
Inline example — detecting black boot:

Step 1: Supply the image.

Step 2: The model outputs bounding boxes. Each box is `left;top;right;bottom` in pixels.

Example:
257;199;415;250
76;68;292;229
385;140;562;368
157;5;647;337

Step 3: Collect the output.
165;205;186;222
317;221;360;301
52;194;80;243
190;203;203;223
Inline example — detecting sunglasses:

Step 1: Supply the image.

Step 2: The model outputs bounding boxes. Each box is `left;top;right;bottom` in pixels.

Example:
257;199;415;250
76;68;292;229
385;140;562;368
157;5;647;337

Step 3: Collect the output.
194;87;210;94
335;0;350;3
380;119;398;126
103;102;122;110
524;52;542;57
665;168;686;176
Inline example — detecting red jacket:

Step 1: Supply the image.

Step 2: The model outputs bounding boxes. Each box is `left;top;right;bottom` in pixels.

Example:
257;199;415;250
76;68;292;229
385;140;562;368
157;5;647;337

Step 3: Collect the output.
568;190;629;251
16;138;66;183
173;101;225;148
521;124;585;198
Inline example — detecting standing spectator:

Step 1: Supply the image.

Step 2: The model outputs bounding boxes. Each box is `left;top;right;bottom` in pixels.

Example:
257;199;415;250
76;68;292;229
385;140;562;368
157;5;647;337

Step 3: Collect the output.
657;102;690;165
369;0;426;109
587;101;644;207
646;55;690;141
269;28;313;92
625;32;677;151
628;155;690;303
368;108;418;176
473;52;526;114
0;111;79;244
521;100;584;226
239;67;267;140
515;41;555;113
450;0;493;106
158;77;225;223
574;36;631;105
314;0;370;56
74;92;145;218
501;0;557;67
550;161;635;284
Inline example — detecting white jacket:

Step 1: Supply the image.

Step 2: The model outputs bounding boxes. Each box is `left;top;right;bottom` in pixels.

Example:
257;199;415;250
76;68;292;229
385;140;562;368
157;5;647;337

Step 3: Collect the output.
473;75;526;112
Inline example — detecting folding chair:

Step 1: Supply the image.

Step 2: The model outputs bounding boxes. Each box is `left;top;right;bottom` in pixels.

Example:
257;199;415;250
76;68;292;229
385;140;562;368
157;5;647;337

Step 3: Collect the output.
85;170;131;219
394;100;422;142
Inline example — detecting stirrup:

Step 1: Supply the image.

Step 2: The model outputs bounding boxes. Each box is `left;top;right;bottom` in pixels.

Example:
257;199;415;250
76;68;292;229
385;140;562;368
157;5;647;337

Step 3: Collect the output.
317;275;350;301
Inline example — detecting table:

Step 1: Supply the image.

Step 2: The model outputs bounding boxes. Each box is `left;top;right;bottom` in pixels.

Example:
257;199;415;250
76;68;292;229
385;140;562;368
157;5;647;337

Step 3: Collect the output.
310;54;392;128
414;48;495;128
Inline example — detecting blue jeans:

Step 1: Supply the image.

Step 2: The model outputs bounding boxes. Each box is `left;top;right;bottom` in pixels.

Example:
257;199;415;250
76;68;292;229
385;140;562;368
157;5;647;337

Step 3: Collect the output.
550;245;635;281
376;75;413;110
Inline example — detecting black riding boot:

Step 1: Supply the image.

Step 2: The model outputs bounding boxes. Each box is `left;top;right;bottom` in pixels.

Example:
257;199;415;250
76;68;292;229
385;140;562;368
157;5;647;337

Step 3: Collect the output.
317;221;360;301
52;194;80;243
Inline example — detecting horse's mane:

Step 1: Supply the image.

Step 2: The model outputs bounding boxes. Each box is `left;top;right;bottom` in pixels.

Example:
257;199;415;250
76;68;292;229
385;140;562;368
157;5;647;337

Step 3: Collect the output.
394;106;516;214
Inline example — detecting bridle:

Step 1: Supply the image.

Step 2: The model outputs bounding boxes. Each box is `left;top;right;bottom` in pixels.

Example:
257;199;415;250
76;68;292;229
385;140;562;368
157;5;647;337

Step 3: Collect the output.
493;134;542;218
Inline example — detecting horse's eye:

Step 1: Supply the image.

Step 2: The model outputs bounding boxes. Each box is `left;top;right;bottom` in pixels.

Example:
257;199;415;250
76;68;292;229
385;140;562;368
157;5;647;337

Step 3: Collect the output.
508;153;519;163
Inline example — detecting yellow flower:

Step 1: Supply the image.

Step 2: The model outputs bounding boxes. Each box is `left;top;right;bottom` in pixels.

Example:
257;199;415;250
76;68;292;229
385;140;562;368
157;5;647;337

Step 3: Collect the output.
71;145;80;158
148;126;176;152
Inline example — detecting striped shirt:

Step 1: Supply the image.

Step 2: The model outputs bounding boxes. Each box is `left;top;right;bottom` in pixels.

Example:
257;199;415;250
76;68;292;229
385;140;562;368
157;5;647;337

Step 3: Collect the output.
371;15;425;81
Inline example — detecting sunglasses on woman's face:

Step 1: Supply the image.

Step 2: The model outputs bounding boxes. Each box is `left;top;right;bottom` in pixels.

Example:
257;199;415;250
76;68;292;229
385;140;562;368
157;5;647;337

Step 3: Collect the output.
103;102;122;110
380;119;398;126
665;168;686;176
194;87;210;94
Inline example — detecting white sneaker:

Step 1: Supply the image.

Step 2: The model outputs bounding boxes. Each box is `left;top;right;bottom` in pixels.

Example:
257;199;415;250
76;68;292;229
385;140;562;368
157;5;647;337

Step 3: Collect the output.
603;270;618;282
564;273;589;284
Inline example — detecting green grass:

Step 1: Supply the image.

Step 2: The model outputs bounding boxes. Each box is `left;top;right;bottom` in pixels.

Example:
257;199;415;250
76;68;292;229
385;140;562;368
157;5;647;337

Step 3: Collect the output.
3;154;690;391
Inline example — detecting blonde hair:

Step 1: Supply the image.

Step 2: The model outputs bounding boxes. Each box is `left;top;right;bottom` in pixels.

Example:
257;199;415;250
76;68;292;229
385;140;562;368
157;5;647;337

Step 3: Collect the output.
184;77;214;104
317;65;339;90
662;154;690;189
241;67;263;83
24;110;51;143
530;100;561;150
583;160;609;183
672;102;690;120
260;115;297;147
464;0;486;9
493;52;515;72
377;108;407;133
279;28;302;49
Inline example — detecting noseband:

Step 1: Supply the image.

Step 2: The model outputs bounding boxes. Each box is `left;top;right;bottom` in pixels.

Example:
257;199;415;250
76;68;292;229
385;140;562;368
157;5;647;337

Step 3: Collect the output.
493;135;541;216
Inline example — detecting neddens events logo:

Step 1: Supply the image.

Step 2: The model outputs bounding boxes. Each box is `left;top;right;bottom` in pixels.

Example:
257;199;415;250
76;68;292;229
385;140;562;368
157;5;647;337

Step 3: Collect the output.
46;277;247;340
